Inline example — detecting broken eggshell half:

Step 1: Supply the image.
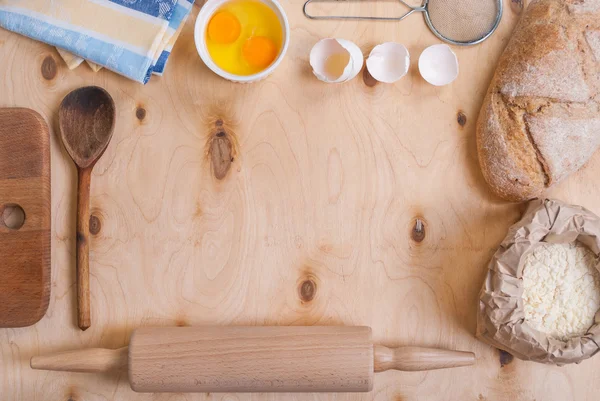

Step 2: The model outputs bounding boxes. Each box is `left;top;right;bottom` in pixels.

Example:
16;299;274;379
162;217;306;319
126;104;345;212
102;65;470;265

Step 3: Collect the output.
366;42;410;84
418;44;459;86
310;38;364;83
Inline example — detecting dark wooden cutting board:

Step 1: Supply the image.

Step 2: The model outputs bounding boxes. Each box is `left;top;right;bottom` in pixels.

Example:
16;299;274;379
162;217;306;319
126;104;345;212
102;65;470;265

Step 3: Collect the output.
0;108;51;327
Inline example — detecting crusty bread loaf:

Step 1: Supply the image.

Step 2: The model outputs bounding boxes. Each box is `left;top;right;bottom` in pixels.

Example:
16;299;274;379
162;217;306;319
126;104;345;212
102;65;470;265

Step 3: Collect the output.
476;0;600;202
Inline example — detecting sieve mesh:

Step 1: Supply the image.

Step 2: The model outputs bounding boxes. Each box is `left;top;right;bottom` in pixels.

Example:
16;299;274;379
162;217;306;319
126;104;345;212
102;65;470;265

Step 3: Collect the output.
426;0;501;44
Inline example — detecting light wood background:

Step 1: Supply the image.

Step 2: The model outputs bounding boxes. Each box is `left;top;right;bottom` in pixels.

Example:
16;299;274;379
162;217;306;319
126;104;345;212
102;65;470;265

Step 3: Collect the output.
1;0;600;400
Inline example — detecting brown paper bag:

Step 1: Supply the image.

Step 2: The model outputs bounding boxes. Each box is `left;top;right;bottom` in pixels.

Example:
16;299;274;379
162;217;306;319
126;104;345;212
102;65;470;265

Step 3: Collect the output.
477;199;600;365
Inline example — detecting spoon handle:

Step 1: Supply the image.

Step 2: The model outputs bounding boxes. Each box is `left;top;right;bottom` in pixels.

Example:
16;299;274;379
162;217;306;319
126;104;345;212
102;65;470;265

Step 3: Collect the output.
76;167;92;331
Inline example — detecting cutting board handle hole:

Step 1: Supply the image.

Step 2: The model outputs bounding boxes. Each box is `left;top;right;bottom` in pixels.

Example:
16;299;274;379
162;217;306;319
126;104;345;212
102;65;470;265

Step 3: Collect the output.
1;204;26;230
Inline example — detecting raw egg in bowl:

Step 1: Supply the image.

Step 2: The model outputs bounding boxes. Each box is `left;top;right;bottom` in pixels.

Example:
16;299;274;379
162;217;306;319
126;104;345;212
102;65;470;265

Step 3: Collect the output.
195;0;290;82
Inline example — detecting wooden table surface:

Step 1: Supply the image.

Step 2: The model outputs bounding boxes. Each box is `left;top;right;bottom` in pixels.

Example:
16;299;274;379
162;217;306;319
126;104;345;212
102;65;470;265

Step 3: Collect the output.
1;0;600;400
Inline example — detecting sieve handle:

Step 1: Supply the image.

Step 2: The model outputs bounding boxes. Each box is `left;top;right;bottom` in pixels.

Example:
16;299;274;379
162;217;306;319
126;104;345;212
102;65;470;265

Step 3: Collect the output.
303;0;426;21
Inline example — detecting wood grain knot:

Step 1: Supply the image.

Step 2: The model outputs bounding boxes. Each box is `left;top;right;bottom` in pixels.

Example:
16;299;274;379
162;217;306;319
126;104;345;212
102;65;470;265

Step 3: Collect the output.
299;279;317;302
41;55;57;80
66;387;78;401
209;131;234;180
498;349;514;367
457;111;467;127
362;67;378;87
510;0;524;14
1;204;26;230
135;107;146;121
411;218;426;243
76;232;87;244
89;214;101;235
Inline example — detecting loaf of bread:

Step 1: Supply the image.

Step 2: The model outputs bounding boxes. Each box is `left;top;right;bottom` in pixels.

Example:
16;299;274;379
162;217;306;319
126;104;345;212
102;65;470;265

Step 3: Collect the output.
476;0;600;202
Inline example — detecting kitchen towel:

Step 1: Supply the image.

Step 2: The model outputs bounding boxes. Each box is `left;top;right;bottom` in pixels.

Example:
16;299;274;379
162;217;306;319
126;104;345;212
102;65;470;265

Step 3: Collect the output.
0;0;194;83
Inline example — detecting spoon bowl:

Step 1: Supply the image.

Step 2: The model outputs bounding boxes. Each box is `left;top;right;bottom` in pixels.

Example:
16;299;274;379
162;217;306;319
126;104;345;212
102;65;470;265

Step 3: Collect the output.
59;86;115;168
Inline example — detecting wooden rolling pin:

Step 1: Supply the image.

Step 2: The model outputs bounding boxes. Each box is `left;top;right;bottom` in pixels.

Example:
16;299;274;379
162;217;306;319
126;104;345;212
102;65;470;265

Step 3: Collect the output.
31;326;475;393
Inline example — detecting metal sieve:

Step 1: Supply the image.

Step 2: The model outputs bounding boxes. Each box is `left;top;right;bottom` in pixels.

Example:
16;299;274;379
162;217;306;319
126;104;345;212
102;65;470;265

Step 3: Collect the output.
303;0;503;46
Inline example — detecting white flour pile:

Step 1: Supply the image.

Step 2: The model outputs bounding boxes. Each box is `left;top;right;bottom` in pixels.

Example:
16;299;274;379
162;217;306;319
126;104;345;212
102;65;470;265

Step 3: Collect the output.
522;242;600;340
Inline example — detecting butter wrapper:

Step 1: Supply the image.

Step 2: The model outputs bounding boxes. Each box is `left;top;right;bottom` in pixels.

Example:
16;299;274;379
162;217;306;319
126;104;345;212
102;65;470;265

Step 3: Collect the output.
477;198;600;365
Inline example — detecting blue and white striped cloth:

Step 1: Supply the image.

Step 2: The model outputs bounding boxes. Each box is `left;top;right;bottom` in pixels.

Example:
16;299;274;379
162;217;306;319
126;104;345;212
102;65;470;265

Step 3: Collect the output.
0;0;194;83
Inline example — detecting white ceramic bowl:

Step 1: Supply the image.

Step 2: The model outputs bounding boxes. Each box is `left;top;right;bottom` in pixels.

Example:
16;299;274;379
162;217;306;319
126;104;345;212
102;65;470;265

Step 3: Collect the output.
194;0;290;83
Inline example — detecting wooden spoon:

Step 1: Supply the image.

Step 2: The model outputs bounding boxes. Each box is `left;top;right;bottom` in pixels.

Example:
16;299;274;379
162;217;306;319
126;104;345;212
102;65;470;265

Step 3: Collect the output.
59;86;116;331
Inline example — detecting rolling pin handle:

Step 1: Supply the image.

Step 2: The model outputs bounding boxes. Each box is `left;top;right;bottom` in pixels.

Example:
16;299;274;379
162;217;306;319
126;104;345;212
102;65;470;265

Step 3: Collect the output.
30;347;128;373
373;345;475;372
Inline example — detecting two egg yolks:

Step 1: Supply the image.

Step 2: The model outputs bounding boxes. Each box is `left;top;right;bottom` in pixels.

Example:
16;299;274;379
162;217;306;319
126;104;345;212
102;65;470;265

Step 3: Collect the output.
207;11;278;69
